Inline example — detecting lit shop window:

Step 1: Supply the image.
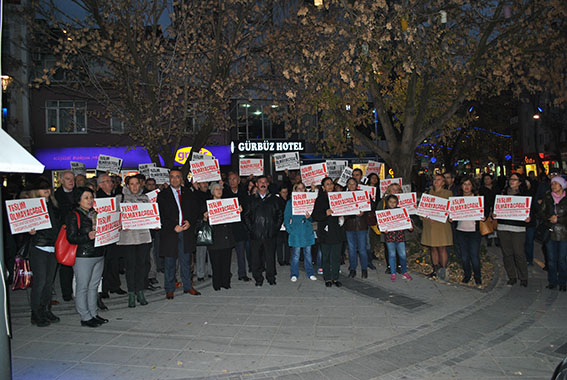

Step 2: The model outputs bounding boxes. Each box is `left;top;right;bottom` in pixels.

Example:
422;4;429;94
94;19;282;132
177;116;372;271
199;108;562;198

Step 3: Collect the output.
46;100;87;134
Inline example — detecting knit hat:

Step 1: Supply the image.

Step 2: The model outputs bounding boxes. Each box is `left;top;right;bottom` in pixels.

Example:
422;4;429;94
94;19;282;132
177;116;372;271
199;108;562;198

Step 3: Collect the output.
551;176;567;189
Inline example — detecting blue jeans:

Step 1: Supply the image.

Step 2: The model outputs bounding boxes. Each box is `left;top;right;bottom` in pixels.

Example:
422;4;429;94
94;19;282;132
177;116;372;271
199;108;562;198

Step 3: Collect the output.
525;226;536;264
456;230;481;281
346;230;368;271
385;242;407;274
545;240;567;286
291;246;314;278
164;233;193;293
317;245;322;270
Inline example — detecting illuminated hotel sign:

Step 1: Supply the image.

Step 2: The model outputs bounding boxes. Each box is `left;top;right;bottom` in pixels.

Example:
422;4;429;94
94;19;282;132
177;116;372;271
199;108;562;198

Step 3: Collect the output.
231;140;305;153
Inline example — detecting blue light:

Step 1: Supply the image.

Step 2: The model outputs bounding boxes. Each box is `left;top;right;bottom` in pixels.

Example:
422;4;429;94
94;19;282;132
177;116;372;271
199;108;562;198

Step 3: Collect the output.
430;157;437;163
468;106;474;112
537;107;543;113
505;154;512;161
454;162;458;167
2;108;7;117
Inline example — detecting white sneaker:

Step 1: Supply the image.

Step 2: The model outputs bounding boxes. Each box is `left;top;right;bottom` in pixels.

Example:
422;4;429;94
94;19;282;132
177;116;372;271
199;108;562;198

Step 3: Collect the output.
309;275;317;281
290;276;298;282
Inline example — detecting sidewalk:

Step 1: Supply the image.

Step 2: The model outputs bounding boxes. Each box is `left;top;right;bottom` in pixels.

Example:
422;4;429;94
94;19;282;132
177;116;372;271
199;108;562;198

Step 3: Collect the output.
9;243;566;380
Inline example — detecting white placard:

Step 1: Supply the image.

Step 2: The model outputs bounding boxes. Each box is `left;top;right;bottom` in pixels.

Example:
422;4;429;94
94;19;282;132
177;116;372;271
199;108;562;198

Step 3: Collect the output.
395;193;418;215
239;159;264;176
206;198;241;225
145;189;160;203
449;196;485;221
493;195;532;221
354;190;371;212
96;154;123;175
326;160;349;179
190;159;221;182
417;193;450;223
192;152;215;161
274;152;300;171
379;178;403;197
301;163;329;188
402;184;412;193
70;161;86;176
328;191;360;216
93;198;118;214
94;211;121;247
366;161;383;176
337;167;353;187
138;163;156;176
291;192;318;215
148;167;170;185
120;203;161;230
357;184;377;201
5;198;52;234
376;208;412;232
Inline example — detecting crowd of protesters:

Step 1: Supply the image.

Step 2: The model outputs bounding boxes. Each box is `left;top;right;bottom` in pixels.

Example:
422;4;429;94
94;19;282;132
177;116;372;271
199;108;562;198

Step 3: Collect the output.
2;163;566;329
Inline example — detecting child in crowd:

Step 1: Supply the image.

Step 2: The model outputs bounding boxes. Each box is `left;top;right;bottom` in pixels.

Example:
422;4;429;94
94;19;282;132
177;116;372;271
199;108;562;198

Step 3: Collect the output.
383;195;413;281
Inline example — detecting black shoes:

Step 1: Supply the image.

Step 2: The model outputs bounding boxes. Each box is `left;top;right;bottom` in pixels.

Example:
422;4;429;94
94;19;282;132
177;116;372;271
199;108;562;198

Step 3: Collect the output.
348;270;356;278
99;291;109;299
507;278;517;286
31;311;50;327
149;278;159;285
361;270;368;279
560;285;567;292
44;309;60;323
385;267;391;274
333;281;342;287
325;281;332;287
110;288;127;295
63;295;73;302
239;276;251;282
255;281;263;287
427;271;437;278
520;280;528;287
546;284;557;290
197;277;205;282
146;284;160;291
462;277;471;284
81;318;100;328
94;315;109;324
97;295;109;311
268;280;276;286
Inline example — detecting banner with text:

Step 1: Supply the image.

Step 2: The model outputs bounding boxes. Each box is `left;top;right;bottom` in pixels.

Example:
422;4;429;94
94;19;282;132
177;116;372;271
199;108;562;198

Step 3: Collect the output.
326;160;349;180
494;195;532;221
366;161;383;176
449;196;484;221
357;184;377;201
96;154;123;174
417;194;450;223
190;159;221;182
70;161;86;176
291;192;318;215
5;198;52;234
207;198;241;225
376;208;412;232
148;167;170;185
94;211;121;247
337;167;353;187
328;191;360;216
145;189;160;203
301;163;328;187
354;190;371;212
93;198;118;214
120;203;161;230
138;163;156;177
379;178;403;197
395;193;418;214
239;158;264;176
274;152;300;171
192;152;215;161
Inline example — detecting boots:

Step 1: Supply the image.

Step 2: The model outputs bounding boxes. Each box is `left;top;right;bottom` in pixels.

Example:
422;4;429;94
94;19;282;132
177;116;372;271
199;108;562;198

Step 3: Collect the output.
428;264;439;278
128;292;136;308
43;305;60;323
31;310;50;327
137;291;148;306
97;294;109;311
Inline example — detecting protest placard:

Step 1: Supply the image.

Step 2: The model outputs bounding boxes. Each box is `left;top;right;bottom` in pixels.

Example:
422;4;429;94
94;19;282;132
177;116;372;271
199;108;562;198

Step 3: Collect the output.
354;190;371;212
5;198;52;234
291;192;318;215
239;158;264;176
192;152;215;161
138;163;156;176
148;167;170;185
96;154;123;174
145;189;160;203
366;161;383;175
379;178;403;196
395;193;418;214
416;193;450;223
70;161;86;176
94;211;121;247
93;197;118;214
274;152;300;171
337;167;353;187
206;198;241;226
301;163;328;187
402;184;412;193
376;208;412;232
326;160;349;179
120;203;161;230
449;196;485;221
328;191;360;216
190;159;221;182
357;184;377;201
494;195;532;221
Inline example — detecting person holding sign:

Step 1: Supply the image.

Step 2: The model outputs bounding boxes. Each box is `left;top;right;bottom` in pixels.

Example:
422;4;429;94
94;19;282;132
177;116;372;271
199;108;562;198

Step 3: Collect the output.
420;174;453;280
312;177;346;287
344;178;370;279
117;176;153;308
27;179;61;327
494;173;530;287
538;176;567;292
381;195;413;281
66;187;108;328
284;182;316;282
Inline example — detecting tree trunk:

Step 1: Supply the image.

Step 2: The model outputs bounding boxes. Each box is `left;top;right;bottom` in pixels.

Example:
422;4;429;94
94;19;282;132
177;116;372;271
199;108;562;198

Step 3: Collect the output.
388;150;415;186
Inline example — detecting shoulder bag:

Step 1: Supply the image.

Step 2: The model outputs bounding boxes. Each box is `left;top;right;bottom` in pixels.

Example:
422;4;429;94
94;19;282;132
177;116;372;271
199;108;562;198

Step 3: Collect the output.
55;211;80;266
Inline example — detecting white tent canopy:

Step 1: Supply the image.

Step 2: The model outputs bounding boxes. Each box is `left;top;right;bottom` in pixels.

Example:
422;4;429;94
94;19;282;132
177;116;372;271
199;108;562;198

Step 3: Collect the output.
0;128;44;174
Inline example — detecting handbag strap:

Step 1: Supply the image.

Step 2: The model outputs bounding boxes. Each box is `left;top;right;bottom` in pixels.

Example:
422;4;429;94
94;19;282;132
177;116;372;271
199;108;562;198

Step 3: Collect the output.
75;211;80;229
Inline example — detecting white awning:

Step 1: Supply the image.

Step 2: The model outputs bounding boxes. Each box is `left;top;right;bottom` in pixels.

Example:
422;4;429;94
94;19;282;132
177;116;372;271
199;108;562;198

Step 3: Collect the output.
0;128;44;174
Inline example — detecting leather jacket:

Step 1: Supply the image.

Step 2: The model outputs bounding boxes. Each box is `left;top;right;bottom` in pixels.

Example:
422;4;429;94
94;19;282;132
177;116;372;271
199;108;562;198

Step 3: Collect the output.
539;191;567;241
344;212;368;231
65;208;103;258
32;198;61;247
243;192;283;240
312;191;346;244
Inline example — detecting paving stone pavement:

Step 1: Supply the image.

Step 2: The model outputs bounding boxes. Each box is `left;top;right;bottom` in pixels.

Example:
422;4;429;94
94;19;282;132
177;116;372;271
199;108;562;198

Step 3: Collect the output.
8;243;566;380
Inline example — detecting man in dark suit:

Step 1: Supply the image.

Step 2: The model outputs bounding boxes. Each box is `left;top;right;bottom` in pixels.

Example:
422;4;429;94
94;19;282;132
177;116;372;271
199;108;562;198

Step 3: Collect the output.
157;168;201;299
54;170;76;301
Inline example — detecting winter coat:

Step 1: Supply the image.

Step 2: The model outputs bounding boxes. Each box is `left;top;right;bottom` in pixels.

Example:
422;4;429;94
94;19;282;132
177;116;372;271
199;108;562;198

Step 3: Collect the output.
539;191;567;241
243;192;283;241
283;201;315;247
312;191;346;244
32;198;61;247
66;208;103;258
117;187;152;246
222;187;249;242
209;222;236;251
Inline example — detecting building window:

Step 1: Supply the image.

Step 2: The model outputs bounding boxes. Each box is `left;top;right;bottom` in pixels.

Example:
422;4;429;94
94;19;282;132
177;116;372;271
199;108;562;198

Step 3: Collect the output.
45;100;87;134
236;101;286;140
110;117;125;134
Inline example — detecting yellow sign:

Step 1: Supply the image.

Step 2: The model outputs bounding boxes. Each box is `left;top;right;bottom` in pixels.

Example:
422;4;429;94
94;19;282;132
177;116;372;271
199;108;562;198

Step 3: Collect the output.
175;147;214;165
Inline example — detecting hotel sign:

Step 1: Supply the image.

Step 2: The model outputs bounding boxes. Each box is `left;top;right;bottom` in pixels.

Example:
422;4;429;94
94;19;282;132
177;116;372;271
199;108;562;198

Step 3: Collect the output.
231;140;305;153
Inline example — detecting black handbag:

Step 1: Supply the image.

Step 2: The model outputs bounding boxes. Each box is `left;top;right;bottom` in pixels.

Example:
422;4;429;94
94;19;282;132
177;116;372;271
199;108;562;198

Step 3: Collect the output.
195;220;213;246
534;222;552;244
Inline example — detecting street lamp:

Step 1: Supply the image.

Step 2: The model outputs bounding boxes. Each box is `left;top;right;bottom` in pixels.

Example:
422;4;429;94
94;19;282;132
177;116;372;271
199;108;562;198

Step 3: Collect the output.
1;75;13;92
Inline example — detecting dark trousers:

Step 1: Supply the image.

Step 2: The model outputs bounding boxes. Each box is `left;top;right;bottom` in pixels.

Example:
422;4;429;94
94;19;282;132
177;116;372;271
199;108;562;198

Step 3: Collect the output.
251;239;276;283
209;248;232;290
456;230;482;282
234;240;247;278
321;243;342;281
123;244;149;293
29;247;58;312
152;230;164;273
102;244;122;293
545;240;567;286
59;264;74;299
276;231;290;265
499;230;528;281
